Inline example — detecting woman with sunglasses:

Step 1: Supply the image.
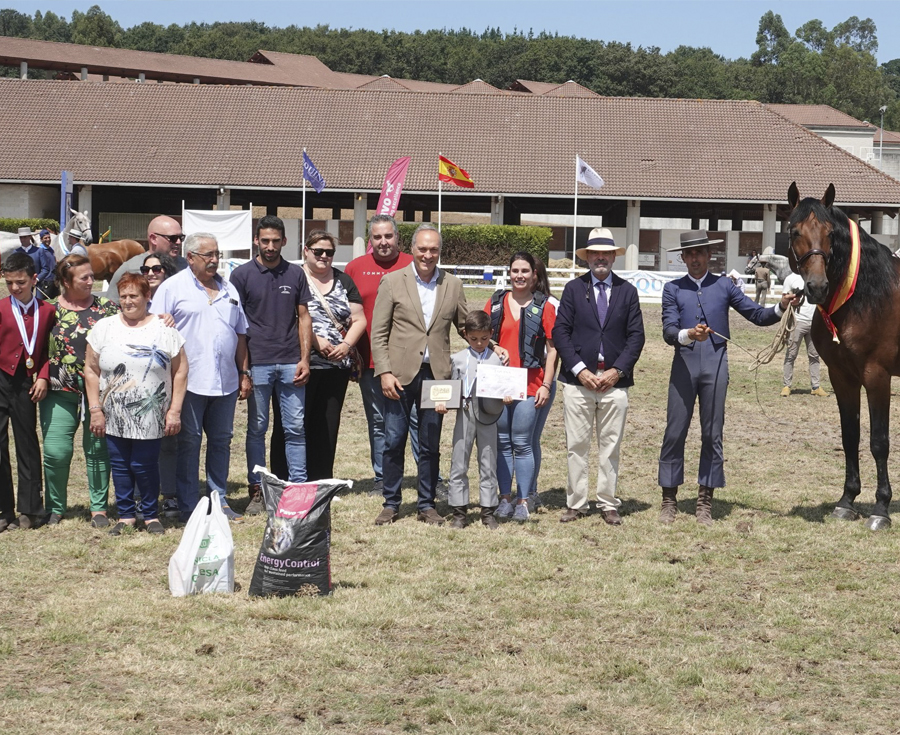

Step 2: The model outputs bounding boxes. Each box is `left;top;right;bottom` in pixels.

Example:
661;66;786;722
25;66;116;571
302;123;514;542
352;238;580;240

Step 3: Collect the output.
302;231;366;480
141;253;178;298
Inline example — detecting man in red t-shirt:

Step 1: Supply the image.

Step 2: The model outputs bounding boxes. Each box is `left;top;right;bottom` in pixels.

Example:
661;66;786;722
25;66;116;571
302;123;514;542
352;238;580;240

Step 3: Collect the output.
344;215;413;494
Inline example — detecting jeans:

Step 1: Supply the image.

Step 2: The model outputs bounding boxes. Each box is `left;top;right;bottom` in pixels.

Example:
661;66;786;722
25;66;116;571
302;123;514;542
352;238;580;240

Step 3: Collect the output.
177;390;238;519
107;435;162;520
530;381;557;495
246;363;306;484
360;367;421;483
497;396;537;501
381;365;442;511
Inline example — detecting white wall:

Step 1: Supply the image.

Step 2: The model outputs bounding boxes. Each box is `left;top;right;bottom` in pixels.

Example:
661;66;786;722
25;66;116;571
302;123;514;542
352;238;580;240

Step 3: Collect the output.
0;184;59;220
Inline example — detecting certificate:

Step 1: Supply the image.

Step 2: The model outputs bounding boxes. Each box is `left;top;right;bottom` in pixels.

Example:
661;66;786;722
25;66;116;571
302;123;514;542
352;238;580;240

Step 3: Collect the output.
475;364;528;401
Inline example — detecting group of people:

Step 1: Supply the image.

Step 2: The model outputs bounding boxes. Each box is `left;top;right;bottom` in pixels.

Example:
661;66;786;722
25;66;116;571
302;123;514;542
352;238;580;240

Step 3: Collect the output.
0;212;805;536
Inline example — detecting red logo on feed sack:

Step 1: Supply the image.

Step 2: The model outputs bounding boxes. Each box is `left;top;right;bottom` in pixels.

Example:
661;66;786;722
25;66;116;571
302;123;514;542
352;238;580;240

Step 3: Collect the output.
275;483;317;520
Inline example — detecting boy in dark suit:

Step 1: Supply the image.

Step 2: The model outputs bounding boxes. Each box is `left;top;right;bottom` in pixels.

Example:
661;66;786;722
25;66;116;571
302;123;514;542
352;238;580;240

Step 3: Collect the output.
0;253;56;531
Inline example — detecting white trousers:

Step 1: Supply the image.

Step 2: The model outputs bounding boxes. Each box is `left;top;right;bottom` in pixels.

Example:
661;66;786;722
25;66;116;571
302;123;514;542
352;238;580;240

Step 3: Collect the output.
562;382;629;511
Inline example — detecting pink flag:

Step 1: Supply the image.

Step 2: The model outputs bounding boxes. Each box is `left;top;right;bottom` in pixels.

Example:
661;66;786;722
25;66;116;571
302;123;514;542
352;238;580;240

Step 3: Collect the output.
369;156;411;253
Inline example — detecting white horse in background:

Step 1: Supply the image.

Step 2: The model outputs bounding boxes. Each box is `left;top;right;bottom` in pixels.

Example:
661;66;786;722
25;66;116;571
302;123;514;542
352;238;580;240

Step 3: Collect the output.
0;208;93;265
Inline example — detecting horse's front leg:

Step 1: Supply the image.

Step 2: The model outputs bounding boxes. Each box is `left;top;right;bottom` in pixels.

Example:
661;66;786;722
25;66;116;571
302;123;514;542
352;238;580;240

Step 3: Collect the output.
864;374;893;530
830;370;862;520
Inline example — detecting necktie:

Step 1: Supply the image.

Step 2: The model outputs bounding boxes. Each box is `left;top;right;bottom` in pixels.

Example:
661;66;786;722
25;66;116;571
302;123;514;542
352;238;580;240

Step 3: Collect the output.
596;281;608;325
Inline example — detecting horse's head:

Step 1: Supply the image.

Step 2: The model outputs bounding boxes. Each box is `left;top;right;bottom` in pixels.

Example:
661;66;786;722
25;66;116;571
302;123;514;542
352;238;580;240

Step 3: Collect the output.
69;208;93;246
787;182;834;304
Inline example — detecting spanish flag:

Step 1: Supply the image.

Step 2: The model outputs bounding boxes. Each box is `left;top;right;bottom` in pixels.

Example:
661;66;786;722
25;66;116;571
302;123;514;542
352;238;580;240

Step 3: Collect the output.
438;155;475;189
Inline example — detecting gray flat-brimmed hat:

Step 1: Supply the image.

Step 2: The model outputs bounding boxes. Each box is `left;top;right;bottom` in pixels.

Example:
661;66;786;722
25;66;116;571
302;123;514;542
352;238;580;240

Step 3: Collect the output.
17;226;33;238
68;229;84;240
575;227;625;259
667;229;723;252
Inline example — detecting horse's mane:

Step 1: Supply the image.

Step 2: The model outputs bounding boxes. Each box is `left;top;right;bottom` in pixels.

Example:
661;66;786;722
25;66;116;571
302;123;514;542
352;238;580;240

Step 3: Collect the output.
791;197;897;314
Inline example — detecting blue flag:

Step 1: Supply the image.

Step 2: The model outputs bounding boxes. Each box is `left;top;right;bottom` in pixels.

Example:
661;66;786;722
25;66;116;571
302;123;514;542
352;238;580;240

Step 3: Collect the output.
302;151;326;193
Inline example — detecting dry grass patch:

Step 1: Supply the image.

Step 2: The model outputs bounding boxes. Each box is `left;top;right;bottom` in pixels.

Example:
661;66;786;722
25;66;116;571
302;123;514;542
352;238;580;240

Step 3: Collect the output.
3;295;900;733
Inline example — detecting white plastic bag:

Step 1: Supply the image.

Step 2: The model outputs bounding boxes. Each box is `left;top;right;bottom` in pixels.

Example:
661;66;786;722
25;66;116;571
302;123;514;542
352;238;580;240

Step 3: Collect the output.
168;491;235;596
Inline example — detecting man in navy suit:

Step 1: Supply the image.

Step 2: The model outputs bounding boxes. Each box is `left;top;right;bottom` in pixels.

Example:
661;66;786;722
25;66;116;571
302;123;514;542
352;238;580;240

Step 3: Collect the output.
658;230;797;525
553;228;645;525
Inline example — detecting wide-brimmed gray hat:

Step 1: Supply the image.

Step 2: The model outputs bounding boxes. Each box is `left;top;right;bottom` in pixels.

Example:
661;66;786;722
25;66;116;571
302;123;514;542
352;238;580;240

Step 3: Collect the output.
17;226;33;238
575;227;625;259
68;229;84;240
667;229;723;252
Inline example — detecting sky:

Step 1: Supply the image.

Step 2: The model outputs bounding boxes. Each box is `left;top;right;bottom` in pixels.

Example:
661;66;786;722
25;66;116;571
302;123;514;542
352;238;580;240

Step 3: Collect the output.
7;0;900;64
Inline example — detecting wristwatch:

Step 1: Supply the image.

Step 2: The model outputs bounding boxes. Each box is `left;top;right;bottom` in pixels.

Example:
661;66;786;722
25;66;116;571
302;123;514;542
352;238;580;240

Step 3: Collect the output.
240;370;251;378
615;368;626;380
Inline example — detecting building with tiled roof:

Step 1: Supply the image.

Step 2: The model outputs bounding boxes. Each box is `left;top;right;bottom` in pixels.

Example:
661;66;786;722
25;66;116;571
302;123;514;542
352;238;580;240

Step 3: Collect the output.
1;78;898;267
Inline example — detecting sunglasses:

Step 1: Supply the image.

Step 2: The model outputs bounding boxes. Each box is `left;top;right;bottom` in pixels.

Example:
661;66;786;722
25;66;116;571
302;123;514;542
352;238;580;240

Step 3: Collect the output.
153;232;185;244
308;247;335;258
140;265;166;275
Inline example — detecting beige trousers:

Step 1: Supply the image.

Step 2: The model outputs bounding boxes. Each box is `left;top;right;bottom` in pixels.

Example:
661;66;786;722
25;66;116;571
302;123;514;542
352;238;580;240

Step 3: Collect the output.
562;381;629;511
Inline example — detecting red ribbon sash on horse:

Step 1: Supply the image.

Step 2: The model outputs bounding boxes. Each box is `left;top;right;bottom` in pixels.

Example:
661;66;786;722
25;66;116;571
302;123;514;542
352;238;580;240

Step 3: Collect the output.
816;219;861;343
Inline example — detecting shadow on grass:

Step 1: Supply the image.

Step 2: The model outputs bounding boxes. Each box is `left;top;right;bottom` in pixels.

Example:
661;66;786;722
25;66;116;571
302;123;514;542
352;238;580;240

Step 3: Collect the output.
787;500;900;524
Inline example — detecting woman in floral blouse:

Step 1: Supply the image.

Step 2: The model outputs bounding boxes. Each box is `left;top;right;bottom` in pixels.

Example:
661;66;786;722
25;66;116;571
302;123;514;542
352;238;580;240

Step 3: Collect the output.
41;254;119;528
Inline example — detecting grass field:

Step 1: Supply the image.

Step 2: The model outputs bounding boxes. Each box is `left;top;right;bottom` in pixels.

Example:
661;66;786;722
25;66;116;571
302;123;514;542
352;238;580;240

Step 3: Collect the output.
2;293;900;735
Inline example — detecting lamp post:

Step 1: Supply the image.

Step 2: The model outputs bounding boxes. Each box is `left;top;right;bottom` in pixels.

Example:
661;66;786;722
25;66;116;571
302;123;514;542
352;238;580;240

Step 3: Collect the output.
879;105;887;170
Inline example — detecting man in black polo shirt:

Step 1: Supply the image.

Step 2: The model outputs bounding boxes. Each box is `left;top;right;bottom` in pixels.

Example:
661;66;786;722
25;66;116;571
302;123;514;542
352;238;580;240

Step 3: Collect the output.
230;215;313;514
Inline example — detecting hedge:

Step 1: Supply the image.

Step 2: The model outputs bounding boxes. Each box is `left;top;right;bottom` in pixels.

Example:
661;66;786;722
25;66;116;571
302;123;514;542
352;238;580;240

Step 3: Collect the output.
0;218;60;233
394;224;551;265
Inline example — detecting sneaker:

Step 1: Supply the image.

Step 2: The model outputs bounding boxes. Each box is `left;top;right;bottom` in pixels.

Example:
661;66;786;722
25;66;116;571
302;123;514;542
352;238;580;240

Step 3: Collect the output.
47;513;62;526
811;387;828;397
496;498;515;520
161;498;179;518
512;503;530;523
780;386;791;397
220;504;243;522
245;484;265;516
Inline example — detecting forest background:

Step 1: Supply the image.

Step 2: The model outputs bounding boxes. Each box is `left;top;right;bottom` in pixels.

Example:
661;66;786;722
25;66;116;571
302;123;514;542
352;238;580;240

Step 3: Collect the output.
2;6;900;129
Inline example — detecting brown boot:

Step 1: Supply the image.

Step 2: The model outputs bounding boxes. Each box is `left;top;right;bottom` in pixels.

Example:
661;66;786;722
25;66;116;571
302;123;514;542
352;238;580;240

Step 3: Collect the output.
449;506;468;530
659;487;678;524
480;506;499;530
696;485;714;526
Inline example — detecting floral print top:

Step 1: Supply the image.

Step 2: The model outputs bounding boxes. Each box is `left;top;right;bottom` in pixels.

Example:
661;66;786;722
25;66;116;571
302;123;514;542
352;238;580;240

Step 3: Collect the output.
48;295;120;394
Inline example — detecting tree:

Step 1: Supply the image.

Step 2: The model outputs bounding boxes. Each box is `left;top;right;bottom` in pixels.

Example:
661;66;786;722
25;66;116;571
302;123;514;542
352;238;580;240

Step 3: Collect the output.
70;5;121;47
32;10;71;43
751;11;791;65
0;8;32;37
832;15;878;54
795;19;830;52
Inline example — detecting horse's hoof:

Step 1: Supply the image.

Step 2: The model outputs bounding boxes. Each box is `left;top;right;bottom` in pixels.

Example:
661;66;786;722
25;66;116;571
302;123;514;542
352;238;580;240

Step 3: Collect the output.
865;515;892;531
831;507;860;521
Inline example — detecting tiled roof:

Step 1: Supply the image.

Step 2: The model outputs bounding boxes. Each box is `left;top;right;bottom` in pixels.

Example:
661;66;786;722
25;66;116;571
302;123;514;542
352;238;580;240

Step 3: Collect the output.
765;104;873;129
0;36;306;86
356;75;413;92
449;79;501;95
2;79;899;204
246;50;353;89
507;79;561;95
874;128;900;145
542;81;599;98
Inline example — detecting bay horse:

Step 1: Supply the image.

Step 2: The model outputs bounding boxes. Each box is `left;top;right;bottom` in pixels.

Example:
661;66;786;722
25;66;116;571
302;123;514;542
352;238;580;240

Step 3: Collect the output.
787;182;900;530
59;209;144;282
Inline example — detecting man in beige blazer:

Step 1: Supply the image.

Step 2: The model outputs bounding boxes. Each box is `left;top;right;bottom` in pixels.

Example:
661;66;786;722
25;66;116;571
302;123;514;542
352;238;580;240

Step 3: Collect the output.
371;224;468;526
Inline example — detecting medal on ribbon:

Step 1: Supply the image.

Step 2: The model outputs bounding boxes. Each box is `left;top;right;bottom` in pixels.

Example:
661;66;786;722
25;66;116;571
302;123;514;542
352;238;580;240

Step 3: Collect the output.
10;295;39;371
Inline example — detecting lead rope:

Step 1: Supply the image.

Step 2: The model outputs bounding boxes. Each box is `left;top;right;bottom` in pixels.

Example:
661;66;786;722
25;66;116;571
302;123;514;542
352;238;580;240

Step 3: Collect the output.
708;304;798;425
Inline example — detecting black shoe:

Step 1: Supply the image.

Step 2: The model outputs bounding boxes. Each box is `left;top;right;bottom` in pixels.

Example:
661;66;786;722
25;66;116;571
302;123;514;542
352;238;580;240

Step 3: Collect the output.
145;520;165;535
15;513;46;530
47;513;63;526
90;514;109;529
0;513;17;533
108;521;129;536
245;483;264;516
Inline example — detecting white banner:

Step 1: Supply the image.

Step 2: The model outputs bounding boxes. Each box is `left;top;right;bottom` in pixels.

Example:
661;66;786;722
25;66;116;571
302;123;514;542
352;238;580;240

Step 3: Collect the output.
182;209;252;256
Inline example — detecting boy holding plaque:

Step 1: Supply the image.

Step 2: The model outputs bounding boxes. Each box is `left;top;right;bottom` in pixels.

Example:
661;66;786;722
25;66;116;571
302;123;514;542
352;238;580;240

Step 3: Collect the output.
0;253;56;532
435;311;510;530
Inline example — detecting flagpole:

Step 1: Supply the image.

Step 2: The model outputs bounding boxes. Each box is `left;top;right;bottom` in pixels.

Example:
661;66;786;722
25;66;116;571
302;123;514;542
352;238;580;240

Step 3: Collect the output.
438;152;442;233
573;155;579;279
301;147;307;249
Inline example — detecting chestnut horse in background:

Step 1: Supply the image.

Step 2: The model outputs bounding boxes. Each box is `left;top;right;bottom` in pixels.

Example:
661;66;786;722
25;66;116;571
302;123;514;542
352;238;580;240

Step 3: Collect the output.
59;209;144;281
787;182;900;530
